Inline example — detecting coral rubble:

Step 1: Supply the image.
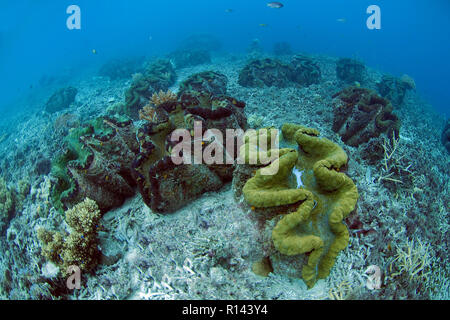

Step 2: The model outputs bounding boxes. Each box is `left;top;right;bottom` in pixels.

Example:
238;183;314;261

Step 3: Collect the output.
44;87;78;113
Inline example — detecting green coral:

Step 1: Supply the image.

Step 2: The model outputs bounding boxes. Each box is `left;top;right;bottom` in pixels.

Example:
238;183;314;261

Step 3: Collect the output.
241;124;359;288
37;198;101;275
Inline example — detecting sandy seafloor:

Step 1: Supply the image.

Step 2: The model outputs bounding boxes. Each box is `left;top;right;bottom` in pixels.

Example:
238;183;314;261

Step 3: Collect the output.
0;52;448;300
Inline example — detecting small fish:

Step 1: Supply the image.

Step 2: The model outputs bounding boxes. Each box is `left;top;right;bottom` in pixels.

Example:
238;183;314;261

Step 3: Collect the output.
225;9;234;13
267;2;283;9
259;23;268;27
336;18;346;23
354;81;361;87
92;49;97;54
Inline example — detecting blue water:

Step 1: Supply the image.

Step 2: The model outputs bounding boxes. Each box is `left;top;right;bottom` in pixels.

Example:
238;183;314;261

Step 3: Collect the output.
1;0;449;117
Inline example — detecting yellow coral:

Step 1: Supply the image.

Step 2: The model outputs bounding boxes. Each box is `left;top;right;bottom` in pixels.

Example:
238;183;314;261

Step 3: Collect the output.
151;89;177;106
37;198;101;275
139;104;158;122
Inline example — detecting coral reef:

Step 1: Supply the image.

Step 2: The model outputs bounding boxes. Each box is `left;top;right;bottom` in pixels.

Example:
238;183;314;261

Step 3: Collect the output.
124;60;177;119
234;124;358;288
273;42;293;56
336;58;365;83
44;87;78;113
1;52;448;301
98;57;144;80
139;90;178;122
168;49;211;69
332;86;401;147
37;198;102;275
50;116;138;213
442;120;450;153
377;74;415;106
132;92;247;213
179;71;228;96
289;55;321;86
238;58;292;88
150;89;178;106
0;177;16;233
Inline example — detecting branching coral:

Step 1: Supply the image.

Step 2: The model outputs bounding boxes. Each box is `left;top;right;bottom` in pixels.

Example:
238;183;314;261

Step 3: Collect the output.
139;104;158;122
378;132;413;185
237;124;359;288
151;90;178;106
388;238;433;283
37;198;102;276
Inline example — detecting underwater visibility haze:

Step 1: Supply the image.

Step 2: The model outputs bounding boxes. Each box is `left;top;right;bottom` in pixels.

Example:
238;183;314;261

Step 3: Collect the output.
0;0;448;301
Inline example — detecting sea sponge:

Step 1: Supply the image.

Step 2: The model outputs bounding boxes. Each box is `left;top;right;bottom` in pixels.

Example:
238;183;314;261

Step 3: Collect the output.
37;198;101;275
45;87;78;113
238;124;358;288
